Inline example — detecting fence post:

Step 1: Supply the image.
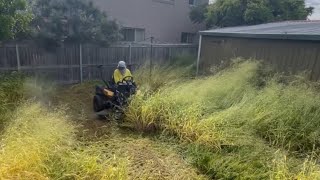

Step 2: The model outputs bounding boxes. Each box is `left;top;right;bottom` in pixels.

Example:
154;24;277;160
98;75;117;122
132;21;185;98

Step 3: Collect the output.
150;37;154;78
129;43;132;68
168;47;172;62
79;44;83;83
15;44;21;72
196;35;202;77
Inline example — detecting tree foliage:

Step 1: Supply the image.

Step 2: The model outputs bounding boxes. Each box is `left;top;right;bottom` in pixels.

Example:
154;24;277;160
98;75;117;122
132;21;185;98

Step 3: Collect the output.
32;0;119;46
0;0;32;41
190;4;208;24
190;0;314;28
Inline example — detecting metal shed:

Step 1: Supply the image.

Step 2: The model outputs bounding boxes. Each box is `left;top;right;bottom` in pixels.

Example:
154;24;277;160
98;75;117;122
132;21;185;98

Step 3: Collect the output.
197;21;320;80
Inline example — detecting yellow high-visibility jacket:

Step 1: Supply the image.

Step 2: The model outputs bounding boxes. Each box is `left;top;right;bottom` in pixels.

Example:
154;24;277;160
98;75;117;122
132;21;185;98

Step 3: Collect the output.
113;69;133;84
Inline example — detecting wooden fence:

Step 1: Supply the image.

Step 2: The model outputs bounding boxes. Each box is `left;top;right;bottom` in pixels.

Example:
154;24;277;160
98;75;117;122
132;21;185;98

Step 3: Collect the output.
0;43;197;84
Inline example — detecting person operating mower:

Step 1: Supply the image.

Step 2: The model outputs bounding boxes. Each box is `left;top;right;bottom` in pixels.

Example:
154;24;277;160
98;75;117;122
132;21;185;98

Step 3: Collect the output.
113;61;136;86
93;60;137;120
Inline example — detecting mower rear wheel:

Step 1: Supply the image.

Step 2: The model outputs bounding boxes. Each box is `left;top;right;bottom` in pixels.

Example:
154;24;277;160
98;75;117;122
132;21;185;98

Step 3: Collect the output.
93;95;104;112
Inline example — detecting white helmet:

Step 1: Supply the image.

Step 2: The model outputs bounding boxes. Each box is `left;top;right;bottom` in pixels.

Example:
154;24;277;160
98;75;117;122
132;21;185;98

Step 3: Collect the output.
118;61;126;68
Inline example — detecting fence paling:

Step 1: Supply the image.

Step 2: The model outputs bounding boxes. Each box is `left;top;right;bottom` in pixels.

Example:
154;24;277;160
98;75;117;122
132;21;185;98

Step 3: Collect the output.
80;44;83;83
15;44;21;72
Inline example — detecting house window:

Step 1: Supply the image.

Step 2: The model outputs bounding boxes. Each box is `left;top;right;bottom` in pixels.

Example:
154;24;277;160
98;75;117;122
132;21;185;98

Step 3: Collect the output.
121;28;135;42
121;28;145;42
181;32;195;43
135;29;145;42
189;0;196;5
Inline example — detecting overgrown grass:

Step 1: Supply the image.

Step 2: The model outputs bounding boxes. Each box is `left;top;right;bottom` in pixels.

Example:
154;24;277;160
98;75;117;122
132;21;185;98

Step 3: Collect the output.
1;58;319;179
0;73;57;129
127;60;259;145
0;103;128;179
134;55;196;93
126;59;320;179
0;72;25;128
0;73;204;179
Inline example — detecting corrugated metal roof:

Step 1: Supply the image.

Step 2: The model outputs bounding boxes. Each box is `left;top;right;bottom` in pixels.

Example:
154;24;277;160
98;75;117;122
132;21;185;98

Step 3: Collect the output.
199;21;320;41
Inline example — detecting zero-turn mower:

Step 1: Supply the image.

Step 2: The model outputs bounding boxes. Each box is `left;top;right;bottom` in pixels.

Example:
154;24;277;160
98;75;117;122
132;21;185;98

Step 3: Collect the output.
93;65;137;120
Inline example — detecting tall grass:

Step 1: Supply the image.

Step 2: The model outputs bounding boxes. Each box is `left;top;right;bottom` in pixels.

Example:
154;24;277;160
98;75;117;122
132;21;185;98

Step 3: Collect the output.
133;55;196;93
0;73;25;129
0;73;56;129
127;60;259;145
271;151;320;179
245;79;320;153
0;103;75;179
0;73;25;107
0;103;128;179
126;59;320;179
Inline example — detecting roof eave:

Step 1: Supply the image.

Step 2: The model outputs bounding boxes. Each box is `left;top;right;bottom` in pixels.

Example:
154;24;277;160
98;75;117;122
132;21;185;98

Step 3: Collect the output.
199;32;320;41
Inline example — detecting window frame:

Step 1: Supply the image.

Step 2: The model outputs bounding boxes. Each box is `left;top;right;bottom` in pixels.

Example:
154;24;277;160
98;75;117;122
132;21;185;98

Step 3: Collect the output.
153;0;175;5
121;28;135;42
134;28;145;42
121;27;146;42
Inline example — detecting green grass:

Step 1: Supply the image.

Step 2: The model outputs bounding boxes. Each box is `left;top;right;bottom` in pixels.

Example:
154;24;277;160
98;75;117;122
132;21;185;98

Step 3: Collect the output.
0;75;129;179
0;72;25;129
1;58;320;179
126;59;320;179
245;80;320;153
0;103;128;179
0;73;206;179
134;55;196;93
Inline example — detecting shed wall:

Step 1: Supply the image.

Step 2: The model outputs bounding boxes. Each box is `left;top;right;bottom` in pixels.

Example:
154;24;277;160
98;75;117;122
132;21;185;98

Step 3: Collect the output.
200;36;320;80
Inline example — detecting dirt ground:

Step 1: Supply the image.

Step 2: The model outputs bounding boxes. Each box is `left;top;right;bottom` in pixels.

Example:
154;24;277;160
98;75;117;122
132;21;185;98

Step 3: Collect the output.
51;82;207;180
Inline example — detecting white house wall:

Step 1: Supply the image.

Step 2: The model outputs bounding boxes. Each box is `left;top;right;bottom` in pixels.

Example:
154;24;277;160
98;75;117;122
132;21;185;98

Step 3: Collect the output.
91;0;207;43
